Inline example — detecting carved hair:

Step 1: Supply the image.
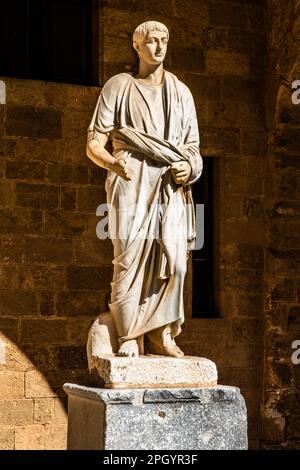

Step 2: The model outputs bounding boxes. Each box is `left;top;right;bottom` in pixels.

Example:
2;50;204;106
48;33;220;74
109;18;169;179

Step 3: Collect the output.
132;21;169;44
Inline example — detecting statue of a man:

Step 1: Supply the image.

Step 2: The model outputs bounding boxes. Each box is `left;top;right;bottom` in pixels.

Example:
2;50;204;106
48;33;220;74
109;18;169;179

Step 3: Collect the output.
86;21;202;359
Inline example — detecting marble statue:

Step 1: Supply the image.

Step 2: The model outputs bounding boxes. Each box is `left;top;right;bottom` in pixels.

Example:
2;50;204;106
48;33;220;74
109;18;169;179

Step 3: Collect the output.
86;21;203;362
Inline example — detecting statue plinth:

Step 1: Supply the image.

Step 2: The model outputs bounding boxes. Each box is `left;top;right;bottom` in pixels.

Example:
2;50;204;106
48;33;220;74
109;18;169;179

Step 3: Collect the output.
63;383;248;450
88;355;217;389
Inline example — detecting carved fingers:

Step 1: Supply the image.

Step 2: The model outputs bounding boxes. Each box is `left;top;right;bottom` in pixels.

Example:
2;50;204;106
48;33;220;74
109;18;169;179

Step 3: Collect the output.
111;156;132;181
170;161;191;184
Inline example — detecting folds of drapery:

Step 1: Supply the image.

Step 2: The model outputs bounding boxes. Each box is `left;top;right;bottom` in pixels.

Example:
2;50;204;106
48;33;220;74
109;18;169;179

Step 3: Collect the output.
88;71;203;341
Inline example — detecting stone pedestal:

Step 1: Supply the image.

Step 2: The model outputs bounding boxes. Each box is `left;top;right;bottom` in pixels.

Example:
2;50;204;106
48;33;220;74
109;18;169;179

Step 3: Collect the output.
63;384;248;450
90;355;218;388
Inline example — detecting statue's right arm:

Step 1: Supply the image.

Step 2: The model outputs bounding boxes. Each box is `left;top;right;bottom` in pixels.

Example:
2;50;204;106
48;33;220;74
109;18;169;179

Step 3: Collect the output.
86;131;131;181
86;131;115;170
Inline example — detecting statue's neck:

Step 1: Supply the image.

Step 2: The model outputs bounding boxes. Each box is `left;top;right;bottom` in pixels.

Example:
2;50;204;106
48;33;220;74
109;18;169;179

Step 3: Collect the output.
136;62;164;85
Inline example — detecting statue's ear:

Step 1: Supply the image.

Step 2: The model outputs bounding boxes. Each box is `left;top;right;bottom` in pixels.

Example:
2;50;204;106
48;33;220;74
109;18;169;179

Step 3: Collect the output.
133;41;140;54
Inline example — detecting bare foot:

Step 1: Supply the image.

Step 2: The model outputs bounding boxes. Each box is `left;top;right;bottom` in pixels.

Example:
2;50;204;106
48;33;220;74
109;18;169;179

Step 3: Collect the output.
117;339;139;357
146;326;184;358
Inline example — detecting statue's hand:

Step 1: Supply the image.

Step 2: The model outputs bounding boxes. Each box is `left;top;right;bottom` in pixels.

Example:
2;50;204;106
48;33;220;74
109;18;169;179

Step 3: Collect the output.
110;153;131;181
171;161;191;185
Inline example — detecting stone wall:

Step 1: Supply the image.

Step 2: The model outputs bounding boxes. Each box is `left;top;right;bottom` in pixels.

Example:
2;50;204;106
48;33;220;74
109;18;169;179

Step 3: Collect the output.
101;0;267;449
0;0;267;449
262;0;300;449
0;78;109;449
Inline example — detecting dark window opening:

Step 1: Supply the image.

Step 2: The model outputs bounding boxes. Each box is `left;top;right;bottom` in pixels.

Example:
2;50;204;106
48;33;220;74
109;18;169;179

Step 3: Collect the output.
0;0;98;85
192;157;216;317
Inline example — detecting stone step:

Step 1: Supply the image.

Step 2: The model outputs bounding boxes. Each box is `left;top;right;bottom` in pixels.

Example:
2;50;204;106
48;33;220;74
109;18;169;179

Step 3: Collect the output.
90;355;217;388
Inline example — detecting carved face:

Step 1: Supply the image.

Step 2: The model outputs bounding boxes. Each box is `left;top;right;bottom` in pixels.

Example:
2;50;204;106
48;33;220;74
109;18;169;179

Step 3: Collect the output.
134;30;168;65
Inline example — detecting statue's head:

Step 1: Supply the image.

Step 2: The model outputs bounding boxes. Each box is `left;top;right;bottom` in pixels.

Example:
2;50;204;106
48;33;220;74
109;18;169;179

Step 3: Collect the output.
132;21;169;65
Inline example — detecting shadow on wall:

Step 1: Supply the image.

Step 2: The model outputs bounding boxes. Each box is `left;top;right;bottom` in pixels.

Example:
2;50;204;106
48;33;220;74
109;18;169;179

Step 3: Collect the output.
0;76;114;450
0;328;105;450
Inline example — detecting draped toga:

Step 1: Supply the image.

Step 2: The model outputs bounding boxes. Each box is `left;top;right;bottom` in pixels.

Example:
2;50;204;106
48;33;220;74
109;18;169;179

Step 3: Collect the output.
88;71;203;343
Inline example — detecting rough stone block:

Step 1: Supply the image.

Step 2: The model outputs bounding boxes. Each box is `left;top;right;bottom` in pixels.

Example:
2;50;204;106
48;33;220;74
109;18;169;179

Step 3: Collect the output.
207;51;250;77
0;264;18;289
25;237;73;264
0;339;34;373
171;46;205;72
73;237;113;266
57;346;87;370
34;398;55;425
15;424;45;450
0;399;33;426
0;289;37;316
46;82;99;110
232;319;263;343
44;424;67;450
67;266;112;290
269;222;300;251
0;372;24;399
0;159;5;178
103;39;136;65
234;291;263;318
16;183;59;210
270;278;296;302
275;127;300;154
263;416;286;443
246;3;265;32
17;138;63;163
6;161;47;180
77;186;106;212
67;317;94;345
201;126;240;156
0;318;18;342
64;384;248;450
221;220;265;244
62;109;90;141
54;398;67;425
44;211;87;237
48;163;89;185
220;194;241;219
288;306;300;331
0;139;17;158
265;360;292;389
0;427;14;450
6;106;62;139
0;182;14;209
39;291;55;316
25;370;56;398
4;79;46;107
63;139;86;163
242;197;265;220
207;100;250;129
0;209;42;235
275;153;300;171
89;166;106;185
241;129;267;157
225;175;263;196
56;290;108;317
17;265;66;290
92;356;217;389
21;345;58;371
20;319;67;345
208;1;245;28
60;187;76;210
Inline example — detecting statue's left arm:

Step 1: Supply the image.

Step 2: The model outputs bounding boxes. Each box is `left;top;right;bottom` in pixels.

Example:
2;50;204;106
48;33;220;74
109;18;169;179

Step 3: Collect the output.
172;86;203;186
